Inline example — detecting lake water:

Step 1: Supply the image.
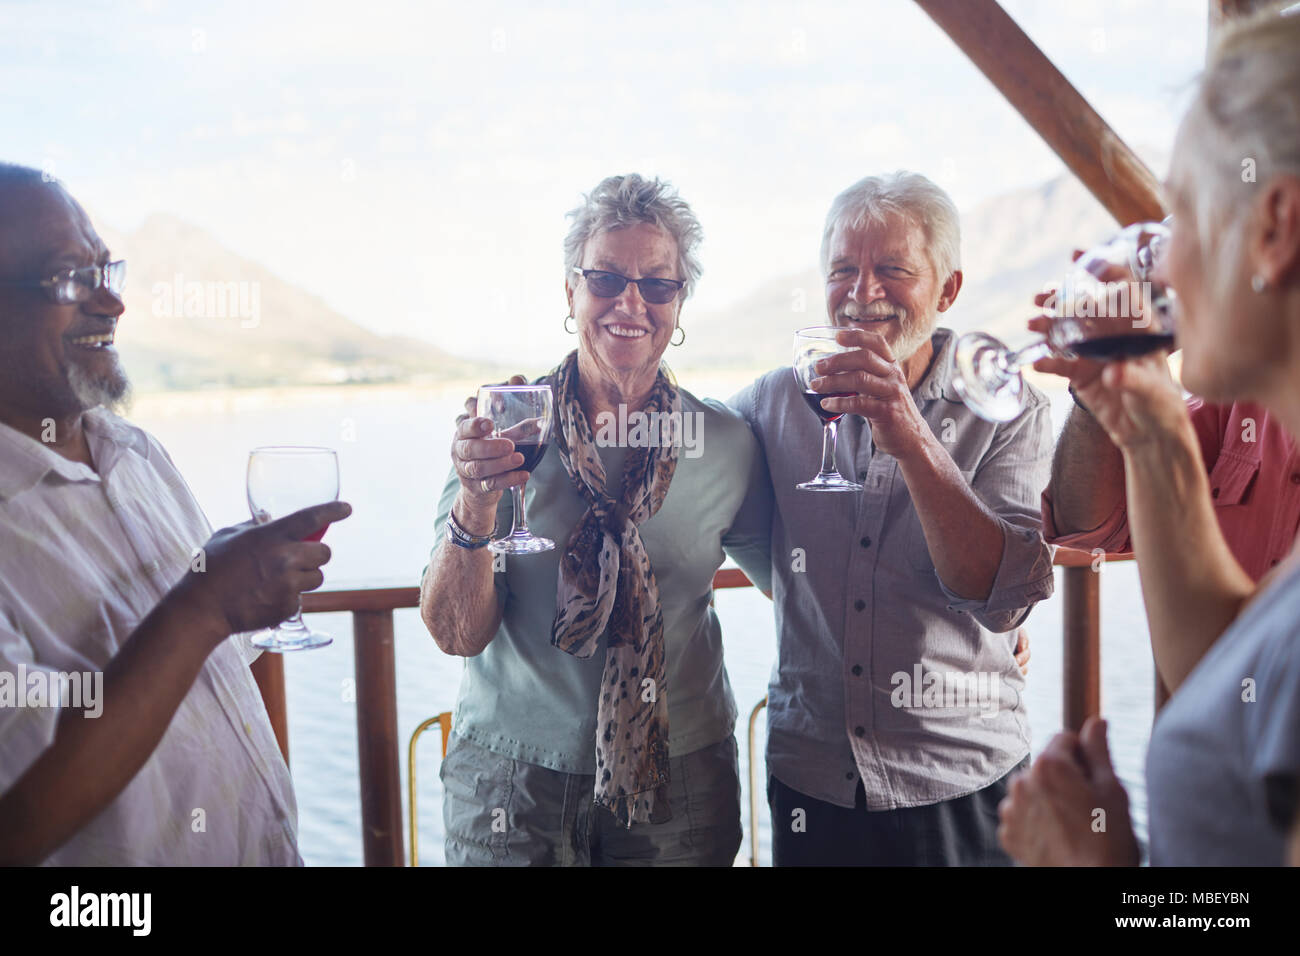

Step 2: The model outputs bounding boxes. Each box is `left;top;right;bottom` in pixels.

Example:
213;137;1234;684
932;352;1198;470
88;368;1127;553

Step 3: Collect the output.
130;374;1154;866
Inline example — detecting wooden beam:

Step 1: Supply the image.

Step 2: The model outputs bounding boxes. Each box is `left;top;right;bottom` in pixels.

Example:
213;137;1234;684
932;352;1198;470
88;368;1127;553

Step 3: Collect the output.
914;0;1166;226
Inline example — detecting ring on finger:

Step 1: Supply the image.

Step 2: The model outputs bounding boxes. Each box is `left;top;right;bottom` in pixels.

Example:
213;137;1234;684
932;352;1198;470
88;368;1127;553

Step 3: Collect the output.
480;479;491;493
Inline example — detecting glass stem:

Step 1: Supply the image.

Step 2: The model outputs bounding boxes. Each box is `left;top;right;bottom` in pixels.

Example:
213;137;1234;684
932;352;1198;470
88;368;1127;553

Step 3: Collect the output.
281;597;307;632
510;482;530;538
1005;339;1052;371
818;421;840;478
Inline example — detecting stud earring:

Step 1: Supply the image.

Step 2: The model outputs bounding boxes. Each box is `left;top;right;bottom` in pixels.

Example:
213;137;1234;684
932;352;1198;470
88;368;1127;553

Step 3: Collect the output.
1251;274;1269;293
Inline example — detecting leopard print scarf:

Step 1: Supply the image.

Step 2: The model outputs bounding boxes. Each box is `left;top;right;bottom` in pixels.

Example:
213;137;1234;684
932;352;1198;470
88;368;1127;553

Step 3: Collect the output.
549;349;680;827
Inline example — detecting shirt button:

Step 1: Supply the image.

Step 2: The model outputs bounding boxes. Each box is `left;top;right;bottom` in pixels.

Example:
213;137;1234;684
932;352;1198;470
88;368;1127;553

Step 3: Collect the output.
854;599;866;611
854;726;865;737
243;722;253;736
851;664;863;676
860;536;872;549
845;771;855;780
1271;559;1280;567
1211;487;1220;498
1291;473;1300;485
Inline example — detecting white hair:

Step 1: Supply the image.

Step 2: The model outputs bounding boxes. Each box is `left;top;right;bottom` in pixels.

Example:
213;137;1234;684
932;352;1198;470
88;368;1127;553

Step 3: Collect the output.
1178;4;1300;258
563;174;704;299
820;171;961;281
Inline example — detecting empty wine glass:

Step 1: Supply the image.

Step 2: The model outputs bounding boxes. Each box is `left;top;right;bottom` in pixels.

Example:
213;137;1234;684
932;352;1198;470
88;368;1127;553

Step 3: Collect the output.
246;446;340;651
793;326;863;492
952;221;1177;422
477;384;555;554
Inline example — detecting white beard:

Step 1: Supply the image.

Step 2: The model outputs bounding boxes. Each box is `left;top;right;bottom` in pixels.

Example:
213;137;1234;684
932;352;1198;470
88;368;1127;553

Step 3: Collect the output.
67;356;131;414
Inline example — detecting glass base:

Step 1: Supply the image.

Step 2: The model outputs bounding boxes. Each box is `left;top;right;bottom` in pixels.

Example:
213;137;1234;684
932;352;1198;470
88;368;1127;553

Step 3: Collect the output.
951;331;1026;423
251;626;333;652
797;474;863;492
488;534;555;554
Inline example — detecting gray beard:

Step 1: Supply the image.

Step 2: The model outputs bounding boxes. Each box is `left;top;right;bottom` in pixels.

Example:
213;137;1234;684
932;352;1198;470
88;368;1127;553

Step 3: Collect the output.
67;356;132;414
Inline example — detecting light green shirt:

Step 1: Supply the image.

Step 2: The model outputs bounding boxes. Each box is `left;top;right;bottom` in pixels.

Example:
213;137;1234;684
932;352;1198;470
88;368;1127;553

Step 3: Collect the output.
430;388;771;774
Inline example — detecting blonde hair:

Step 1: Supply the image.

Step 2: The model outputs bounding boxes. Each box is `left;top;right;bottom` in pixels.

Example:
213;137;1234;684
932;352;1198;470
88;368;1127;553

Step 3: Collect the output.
1180;5;1300;253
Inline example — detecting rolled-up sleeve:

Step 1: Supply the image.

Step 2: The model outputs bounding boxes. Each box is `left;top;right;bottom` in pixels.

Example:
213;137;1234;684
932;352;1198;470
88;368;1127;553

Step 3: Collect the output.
939;395;1055;632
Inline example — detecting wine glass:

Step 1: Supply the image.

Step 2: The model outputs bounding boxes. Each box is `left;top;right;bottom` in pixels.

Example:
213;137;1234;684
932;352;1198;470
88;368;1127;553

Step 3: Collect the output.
951;220;1177;422
477;384;555;554
793;326;863;492
246;446;340;652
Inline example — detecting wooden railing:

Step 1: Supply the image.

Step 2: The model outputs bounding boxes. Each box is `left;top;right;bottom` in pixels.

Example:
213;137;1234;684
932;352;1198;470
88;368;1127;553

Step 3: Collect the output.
249;552;1127;866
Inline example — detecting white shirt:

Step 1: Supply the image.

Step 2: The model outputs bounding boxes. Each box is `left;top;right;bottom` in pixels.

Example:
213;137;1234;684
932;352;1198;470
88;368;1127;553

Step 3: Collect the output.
0;408;300;865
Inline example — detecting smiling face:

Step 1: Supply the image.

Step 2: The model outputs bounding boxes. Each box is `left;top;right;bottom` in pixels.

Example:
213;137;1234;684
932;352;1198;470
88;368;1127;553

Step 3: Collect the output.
824;213;960;362
0;181;128;425
566;221;681;395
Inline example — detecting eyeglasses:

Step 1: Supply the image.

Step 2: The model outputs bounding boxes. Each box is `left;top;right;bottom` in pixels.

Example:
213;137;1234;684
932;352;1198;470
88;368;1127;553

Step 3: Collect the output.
572;267;685;305
0;260;127;305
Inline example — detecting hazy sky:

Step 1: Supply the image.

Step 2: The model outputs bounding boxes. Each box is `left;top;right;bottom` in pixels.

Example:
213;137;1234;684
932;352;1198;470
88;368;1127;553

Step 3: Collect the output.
2;0;1207;364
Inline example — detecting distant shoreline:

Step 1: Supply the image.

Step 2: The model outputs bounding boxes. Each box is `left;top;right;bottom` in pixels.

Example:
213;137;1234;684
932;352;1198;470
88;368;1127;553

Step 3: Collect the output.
125;365;1075;418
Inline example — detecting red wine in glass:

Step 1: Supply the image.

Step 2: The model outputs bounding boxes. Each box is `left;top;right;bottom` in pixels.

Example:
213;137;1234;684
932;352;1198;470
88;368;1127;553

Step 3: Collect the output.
513;440;550;474
477;385;556;554
801;389;855;424
1069;332;1176;360
793;327;863;492
952;221;1177;422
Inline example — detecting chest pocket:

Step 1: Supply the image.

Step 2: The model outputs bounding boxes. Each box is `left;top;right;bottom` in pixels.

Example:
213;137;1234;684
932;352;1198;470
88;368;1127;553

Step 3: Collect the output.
905;468;980;572
1208;452;1260;508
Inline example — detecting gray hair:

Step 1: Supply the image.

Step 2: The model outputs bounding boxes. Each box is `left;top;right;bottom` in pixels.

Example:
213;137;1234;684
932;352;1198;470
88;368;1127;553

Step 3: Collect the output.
1178;4;1300;256
563;174;704;299
820;171;961;282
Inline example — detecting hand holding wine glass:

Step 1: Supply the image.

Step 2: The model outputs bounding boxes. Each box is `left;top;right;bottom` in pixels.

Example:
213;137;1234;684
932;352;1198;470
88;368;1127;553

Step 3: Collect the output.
953;221;1177;422
182;500;352;640
245;446;342;651
475;384;555;553
809;325;927;461
793;327;863;492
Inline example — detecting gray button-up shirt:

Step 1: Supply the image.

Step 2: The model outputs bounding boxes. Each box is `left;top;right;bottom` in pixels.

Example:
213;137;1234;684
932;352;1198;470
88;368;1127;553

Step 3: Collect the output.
726;327;1055;810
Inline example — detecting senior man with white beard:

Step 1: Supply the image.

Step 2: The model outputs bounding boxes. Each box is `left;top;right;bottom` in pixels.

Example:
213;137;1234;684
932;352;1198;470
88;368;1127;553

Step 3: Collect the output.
726;171;1054;866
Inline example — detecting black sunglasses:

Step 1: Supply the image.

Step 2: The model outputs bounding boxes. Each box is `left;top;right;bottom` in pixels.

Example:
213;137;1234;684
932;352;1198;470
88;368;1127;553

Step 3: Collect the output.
572;267;685;305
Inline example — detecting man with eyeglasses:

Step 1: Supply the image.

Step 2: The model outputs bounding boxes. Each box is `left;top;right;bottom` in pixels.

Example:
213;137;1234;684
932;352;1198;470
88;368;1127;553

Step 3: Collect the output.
725;171;1054;866
0;162;350;865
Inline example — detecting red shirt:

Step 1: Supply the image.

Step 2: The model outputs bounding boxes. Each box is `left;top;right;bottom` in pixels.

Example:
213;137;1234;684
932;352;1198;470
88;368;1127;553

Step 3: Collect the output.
1041;400;1300;582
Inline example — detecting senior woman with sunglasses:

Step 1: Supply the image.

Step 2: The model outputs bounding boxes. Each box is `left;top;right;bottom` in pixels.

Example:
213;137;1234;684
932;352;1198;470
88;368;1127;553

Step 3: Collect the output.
419;174;770;866
999;6;1300;865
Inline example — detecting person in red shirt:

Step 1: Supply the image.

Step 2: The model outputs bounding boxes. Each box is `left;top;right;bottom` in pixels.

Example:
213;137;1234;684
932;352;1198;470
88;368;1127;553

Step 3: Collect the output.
1042;394;1300;583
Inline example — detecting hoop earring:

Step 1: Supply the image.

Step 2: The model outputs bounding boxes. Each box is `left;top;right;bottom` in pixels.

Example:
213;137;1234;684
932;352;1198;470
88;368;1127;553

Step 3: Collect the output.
564;314;577;334
1251;274;1269;293
670;324;685;347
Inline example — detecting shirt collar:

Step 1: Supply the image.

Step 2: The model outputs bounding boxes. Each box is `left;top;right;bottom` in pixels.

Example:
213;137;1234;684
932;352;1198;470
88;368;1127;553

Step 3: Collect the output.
911;326;959;403
0;406;149;501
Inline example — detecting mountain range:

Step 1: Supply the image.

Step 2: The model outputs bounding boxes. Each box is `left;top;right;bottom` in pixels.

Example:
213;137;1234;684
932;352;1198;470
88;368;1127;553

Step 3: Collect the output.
96;168;1132;390
96;215;494;392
